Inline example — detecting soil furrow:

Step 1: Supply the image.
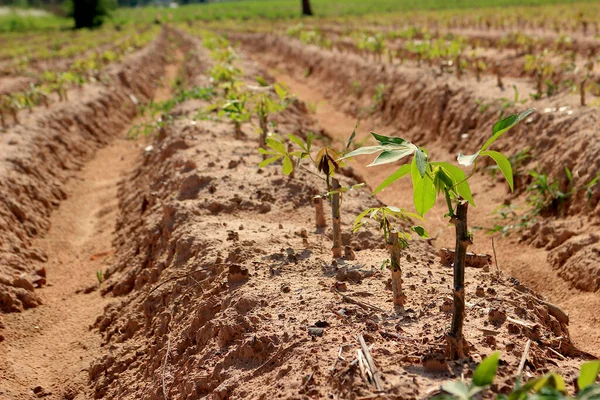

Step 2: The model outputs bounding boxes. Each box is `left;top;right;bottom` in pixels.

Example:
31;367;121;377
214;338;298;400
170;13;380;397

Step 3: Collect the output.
0;39;184;400
244;49;600;357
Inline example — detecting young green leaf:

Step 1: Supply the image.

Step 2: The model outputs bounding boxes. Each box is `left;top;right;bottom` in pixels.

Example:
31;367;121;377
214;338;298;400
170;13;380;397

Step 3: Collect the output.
481;108;535;152
259;155;282;168
565;166;573;184
578;361;600;391
368;148;416;167
411;158;436;216
411;225;429;237
441;381;470;400
345;124;358;153
432;162;475;205
373;164;411;194
457;151;480;167
282;156;293;175
371;132;411;146
481;150;514;191
266;137;286;154
288;133;307;151
472;351;500;387
415;148;428;178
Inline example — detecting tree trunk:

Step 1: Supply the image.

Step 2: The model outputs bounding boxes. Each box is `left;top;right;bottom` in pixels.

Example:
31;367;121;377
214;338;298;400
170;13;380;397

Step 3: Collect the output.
447;202;471;359
581;78;587;106
301;0;313;16
455;55;461;79
74;0;99;29
331;178;342;258
313;197;326;229
387;231;405;307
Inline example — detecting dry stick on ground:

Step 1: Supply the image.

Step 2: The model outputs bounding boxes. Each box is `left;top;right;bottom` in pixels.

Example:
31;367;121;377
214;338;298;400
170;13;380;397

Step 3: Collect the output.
448;202;471;359
491;237;501;277
357;349;369;385
334;289;384;313
331;178;343;257
387;231;406;307
358;334;384;392
515;339;532;385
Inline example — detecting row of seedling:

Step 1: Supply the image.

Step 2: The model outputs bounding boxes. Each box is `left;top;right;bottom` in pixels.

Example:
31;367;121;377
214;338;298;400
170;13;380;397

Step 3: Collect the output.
260;102;533;360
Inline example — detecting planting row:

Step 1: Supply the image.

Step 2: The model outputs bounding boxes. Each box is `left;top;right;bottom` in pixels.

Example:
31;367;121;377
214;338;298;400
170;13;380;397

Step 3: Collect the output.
0;25;160;130
87;27;593;399
0;27;169;313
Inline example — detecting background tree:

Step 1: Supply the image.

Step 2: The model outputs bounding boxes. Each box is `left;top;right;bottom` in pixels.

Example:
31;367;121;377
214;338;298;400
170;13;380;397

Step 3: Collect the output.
302;0;313;16
73;0;114;29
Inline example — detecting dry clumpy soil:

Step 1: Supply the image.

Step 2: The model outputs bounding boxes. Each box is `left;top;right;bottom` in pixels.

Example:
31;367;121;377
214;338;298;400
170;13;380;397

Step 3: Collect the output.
0;25;598;400
87;31;590;400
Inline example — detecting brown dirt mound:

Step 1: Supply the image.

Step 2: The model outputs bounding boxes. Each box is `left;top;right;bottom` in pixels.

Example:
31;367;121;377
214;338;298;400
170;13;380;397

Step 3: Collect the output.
0;28;168;313
87;32;589;400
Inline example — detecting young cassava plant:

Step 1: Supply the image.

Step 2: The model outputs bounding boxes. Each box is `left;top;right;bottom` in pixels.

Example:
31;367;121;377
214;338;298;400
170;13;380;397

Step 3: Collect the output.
434;352;600;400
354;206;428;307
344;109;534;359
260;130;364;257
251;78;293;153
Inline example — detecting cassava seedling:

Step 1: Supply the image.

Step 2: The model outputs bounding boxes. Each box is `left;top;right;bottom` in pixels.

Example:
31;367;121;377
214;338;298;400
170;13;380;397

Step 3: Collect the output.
259;130;363;257
345;109;533;358
251;78;292;154
353;206;428;307
435;352;600;400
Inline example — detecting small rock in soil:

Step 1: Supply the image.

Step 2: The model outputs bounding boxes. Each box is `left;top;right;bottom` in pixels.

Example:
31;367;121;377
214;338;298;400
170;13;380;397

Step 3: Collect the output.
227;265;249;284
422;353;448;372
307;327;323;337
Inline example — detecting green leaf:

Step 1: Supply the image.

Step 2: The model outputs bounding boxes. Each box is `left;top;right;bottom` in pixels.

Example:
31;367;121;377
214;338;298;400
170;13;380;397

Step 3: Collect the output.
481;150;514;191
577;384;600;400
266;137;286;154
457;151;480;167
442;381;470;400
274;83;287;100
288;134;307;151
411;225;429;238
411;158;436;216
368;148;416;167
371;132;411;146
548;373;567;393
343;145;385;159
472;352;500;387
255;76;269;86
482;108;535;152
373;164;411;194
415;148;428;178
259;155;281;168
433;162;475;206
282;156;293;175
579;361;600;391
346;124;358;153
565;166;573;184
258;147;278;156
